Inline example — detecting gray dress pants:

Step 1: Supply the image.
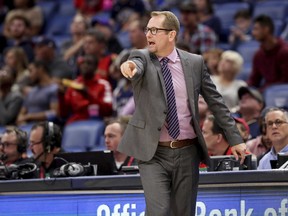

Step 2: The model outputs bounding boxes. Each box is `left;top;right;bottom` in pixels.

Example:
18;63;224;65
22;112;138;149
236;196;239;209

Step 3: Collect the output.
138;144;200;216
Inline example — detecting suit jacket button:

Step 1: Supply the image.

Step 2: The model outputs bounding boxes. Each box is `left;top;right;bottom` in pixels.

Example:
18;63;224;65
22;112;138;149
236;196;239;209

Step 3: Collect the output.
158;127;161;131
163;111;167;114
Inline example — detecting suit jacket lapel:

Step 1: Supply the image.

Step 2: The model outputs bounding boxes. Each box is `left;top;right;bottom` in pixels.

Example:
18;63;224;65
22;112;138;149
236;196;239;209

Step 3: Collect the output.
177;49;196;115
150;52;168;102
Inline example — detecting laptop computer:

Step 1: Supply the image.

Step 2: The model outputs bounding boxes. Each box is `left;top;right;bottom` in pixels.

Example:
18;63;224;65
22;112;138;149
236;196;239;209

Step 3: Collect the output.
55;150;117;175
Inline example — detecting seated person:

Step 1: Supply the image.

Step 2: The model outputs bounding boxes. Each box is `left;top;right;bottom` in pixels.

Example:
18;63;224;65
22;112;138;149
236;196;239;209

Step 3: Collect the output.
29;121;66;178
104;117;137;173
246;107;272;161
0;126;29;165
258;108;288;169
228;9;252;50
58;54;113;124
233;117;250;142
16;61;59;126
211;50;246;110
231;86;265;139
202;115;234;156
0;67;23;126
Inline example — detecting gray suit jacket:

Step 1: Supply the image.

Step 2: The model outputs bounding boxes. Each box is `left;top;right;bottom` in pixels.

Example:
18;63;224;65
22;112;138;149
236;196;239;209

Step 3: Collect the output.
118;48;243;164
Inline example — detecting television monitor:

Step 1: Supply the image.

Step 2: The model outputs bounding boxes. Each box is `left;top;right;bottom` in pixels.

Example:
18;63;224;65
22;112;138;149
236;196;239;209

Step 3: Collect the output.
207;154;253;171
55;150;117;175
277;153;288;169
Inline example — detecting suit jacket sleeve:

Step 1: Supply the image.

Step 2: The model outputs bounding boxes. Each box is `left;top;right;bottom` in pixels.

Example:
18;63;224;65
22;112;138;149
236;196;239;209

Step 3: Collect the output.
199;56;243;146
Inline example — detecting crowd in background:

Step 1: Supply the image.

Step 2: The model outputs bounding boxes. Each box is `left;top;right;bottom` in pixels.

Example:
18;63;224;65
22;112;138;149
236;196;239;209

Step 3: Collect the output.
0;0;288;173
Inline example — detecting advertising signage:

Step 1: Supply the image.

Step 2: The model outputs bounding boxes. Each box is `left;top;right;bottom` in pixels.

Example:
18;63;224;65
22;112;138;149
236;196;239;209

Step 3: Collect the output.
0;187;287;215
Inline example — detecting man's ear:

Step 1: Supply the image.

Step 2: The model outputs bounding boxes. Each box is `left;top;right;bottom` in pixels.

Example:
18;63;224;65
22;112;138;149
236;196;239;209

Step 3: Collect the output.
169;30;177;42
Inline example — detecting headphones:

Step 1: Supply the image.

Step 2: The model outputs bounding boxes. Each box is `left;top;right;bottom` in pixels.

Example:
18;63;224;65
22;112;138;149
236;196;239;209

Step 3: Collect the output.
0;163;37;180
53;163;95;177
43;122;57;153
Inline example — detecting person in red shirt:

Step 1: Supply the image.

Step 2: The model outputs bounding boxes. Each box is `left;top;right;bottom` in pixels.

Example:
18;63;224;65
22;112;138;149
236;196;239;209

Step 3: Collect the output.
248;15;288;91
58;54;113;124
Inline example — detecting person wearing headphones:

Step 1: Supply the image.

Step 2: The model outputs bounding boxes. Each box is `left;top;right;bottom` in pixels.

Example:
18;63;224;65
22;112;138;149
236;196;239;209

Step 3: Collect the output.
0;126;29;165
29;121;66;178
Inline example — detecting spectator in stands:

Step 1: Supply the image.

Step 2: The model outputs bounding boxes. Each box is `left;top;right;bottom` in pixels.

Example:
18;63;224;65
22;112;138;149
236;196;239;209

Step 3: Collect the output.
247;107;272;160
110;0;146;25
104;117;136;172
61;13;89;74
16;60;59;126
4;0;43;37
258;107;288;169
34;36;73;82
194;0;222;37
128;19;148;50
58;54;113;124
0;126;29;165
74;0;104;19
228;9;252;50
29;121;66;178
232;86;265;139
110;50;132;116
178;1;217;54
248;15;288;91
3;46;31;95
233;117;250;142
91;15;123;54
82;29;114;81
4;14;34;62
202;114;233;156
0;67;23;126
203;48;223;75
211;50;246;110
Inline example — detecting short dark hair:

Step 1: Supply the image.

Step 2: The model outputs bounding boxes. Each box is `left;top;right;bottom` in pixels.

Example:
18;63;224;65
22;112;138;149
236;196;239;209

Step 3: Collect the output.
253;15;274;35
10;14;31;28
207;115;228;142
234;9;251;20
4;126;27;153
86;29;107;44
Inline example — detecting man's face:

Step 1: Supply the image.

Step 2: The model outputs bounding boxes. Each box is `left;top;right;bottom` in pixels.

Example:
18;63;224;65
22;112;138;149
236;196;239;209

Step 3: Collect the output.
0;132;20;164
239;93;262;112
28;63;40;84
83;35;101;55
104;123;122;151
180;11;198;28
146;15;173;56
79;56;97;78
34;45;53;61
29;127;45;161
9;18;26;39
129;22;146;48
265;111;288;144
252;22;268;42
202;119;218;152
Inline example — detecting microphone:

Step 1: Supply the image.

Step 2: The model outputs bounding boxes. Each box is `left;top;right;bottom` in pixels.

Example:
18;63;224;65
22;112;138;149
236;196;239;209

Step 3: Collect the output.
32;151;45;163
0;154;8;161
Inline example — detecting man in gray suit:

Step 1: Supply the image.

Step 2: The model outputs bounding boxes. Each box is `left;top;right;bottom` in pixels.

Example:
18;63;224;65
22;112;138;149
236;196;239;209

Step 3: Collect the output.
119;11;246;216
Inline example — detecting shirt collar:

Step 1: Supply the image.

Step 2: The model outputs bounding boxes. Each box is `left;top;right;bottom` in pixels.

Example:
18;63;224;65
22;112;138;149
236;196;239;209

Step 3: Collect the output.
158;48;178;63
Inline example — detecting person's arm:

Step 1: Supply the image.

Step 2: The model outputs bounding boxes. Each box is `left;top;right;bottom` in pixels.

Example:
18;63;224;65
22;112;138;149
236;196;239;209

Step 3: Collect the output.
22;102;58;122
0;95;23;125
16;106;28;126
63;39;84;61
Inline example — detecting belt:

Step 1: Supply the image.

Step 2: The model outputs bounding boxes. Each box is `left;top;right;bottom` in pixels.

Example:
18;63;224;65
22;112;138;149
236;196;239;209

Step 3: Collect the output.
158;138;197;149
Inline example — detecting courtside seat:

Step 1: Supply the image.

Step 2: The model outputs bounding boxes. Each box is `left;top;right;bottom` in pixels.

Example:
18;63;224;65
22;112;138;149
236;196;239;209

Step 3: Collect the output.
61;120;105;152
263;84;288;109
